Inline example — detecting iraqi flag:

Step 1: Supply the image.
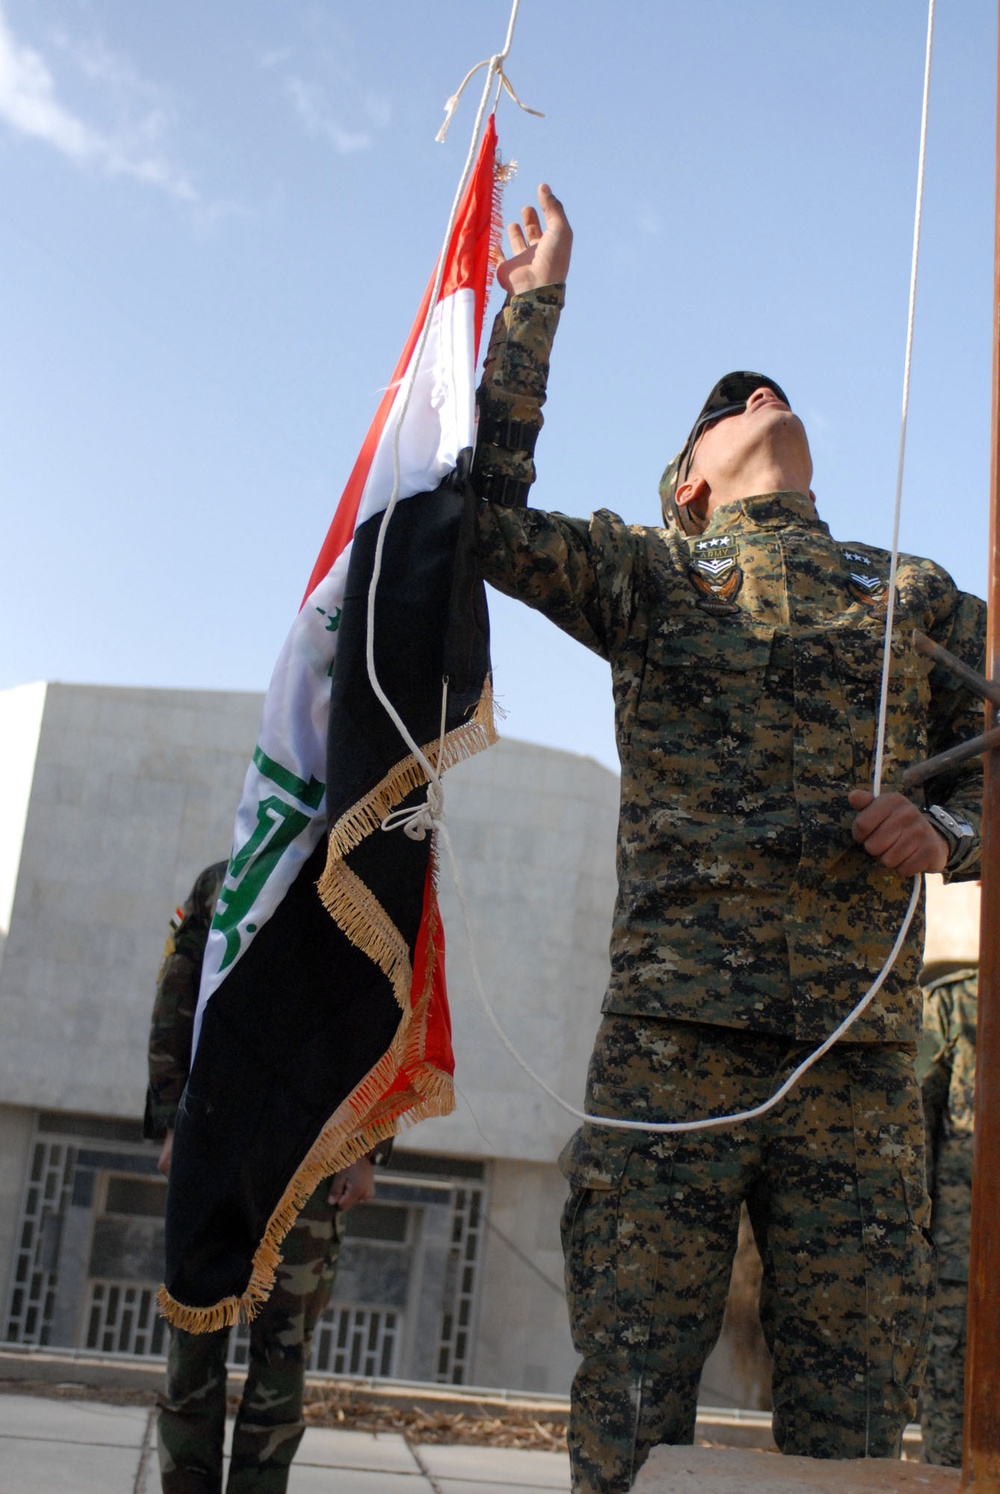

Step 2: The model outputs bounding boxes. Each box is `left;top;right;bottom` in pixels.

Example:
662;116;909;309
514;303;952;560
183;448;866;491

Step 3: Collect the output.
159;117;503;1332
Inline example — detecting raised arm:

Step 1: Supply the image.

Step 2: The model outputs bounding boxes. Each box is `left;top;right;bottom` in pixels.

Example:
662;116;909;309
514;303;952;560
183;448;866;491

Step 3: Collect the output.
144;862;227;1160
472;181;571;511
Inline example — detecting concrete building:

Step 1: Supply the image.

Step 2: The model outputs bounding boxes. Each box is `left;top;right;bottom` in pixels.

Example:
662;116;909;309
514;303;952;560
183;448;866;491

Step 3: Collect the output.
0;681;620;1396
3;681;965;1405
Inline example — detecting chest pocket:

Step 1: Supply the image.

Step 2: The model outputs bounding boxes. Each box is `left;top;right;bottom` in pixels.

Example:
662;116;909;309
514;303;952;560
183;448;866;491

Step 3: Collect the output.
630;622;775;804
831;623;933;781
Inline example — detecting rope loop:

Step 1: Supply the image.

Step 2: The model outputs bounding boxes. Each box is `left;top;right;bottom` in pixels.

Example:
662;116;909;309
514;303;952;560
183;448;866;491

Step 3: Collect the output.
381;779;445;841
436;55;543;144
379;680;449;841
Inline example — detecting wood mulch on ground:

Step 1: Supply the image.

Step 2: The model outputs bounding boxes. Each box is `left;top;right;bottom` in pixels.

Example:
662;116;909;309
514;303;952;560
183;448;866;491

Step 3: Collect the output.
302;1384;569;1451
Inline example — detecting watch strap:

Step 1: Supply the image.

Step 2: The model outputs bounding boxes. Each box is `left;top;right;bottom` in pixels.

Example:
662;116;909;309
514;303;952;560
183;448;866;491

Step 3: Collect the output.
922;803;975;872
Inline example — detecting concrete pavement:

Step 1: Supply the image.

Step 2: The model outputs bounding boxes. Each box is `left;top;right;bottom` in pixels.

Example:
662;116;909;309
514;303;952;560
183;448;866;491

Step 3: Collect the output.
0;1387;942;1494
0;1389;570;1494
635;1445;960;1493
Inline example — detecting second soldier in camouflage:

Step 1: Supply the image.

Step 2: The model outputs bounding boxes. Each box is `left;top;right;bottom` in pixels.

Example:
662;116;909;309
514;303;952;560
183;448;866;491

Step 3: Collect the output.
919;965;979;1467
146;864;382;1494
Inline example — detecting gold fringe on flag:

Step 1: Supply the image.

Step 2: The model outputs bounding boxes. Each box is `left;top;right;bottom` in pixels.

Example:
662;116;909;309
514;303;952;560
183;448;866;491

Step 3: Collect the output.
316;684;496;1008
158;683;496;1333
157;889;455;1331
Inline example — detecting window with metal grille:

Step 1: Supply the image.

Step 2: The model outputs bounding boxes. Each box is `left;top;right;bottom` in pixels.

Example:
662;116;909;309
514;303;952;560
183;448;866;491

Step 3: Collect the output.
229;1302;399;1379
2;1139;76;1346
436;1183;483;1386
312;1304;399;1377
2;1126;487;1389
84;1280;167;1357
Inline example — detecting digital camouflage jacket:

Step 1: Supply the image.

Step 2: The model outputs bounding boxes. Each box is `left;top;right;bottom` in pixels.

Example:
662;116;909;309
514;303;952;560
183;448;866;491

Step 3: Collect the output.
472;289;985;1045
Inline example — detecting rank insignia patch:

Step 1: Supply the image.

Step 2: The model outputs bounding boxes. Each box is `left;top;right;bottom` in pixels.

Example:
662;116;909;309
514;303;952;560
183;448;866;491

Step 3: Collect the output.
843;550;890;617
689;536;743;615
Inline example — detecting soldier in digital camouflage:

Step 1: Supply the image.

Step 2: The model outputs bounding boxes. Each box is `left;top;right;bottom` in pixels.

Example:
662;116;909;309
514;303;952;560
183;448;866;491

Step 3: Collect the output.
918;962;978;1467
145;862;380;1494
470;186;985;1492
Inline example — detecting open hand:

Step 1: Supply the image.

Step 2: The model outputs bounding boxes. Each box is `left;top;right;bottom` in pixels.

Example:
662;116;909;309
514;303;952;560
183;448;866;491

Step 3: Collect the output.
496;183;572;296
849;789;948;876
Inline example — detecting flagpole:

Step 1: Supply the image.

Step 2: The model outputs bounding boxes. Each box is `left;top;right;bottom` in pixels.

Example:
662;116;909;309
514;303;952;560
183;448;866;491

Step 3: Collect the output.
960;4;1000;1486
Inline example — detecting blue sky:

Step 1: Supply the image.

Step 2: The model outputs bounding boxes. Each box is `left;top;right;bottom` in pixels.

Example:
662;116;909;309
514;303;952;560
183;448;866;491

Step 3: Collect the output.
1;0;995;773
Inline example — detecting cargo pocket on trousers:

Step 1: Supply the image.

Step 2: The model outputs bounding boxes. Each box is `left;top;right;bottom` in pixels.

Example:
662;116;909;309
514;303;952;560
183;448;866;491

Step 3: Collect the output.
559;1128;674;1356
891;1166;935;1392
559;1125;635;1355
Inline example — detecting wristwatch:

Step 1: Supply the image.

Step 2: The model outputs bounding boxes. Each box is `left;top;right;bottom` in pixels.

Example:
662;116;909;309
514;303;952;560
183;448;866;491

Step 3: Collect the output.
922;803;975;871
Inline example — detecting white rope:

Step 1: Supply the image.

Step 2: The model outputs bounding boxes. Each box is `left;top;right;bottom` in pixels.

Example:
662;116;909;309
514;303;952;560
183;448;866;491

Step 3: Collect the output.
873;0;936;795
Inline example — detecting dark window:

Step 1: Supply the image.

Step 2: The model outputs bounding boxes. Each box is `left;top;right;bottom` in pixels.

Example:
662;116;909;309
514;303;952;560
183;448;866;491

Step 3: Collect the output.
341;1204;408;1242
105;1177;167;1218
387;1151;484;1180
39;1113;145;1144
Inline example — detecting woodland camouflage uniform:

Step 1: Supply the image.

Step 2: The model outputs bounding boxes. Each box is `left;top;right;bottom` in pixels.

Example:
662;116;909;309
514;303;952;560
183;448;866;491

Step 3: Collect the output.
146;863;229;1142
919;966;978;1468
146;863;341;1494
471;287;985;1493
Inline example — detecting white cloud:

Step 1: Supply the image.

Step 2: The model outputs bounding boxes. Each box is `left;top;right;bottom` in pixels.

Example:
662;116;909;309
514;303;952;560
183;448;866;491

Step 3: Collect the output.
284;74;372;155
0;2;197;201
362;91;392;132
259;46;293;73
637;202;663;237
260;16;390;158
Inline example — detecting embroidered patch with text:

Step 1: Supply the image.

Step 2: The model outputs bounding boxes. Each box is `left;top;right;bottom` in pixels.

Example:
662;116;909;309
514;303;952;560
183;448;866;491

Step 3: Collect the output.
688;536;743;616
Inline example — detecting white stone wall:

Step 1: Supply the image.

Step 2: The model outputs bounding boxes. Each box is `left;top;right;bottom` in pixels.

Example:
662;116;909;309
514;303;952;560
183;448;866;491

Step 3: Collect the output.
471;1156;577;1395
0;683;263;1117
0;681;47;937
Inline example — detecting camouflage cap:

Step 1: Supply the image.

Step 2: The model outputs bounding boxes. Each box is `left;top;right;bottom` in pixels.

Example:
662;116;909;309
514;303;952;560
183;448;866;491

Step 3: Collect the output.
659;371;790;532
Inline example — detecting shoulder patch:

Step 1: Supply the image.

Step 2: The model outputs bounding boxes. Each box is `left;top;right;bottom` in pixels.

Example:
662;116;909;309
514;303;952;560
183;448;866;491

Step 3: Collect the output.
843;550;890;617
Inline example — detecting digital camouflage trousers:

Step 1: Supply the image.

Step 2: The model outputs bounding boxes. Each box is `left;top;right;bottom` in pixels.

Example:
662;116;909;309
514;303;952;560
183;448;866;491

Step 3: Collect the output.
157;1181;340;1494
560;1017;934;1494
